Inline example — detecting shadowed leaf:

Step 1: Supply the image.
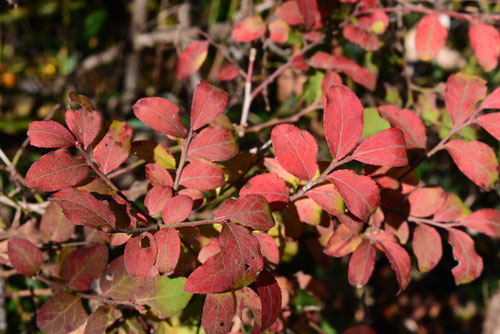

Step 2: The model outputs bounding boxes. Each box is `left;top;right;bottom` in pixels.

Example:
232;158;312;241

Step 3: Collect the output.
93;121;132;174
8;238;43;277
36;292;87;334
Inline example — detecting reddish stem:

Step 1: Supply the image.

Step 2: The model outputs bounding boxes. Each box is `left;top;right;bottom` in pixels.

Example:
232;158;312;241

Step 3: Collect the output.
173;130;194;191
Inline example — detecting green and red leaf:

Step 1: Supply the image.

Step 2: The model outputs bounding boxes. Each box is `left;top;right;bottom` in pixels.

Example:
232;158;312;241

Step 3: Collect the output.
176;40;209;79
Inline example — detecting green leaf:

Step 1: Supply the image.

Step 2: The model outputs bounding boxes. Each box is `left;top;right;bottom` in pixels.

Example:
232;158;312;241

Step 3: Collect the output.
362;107;390;139
134;276;192;319
298;71;324;104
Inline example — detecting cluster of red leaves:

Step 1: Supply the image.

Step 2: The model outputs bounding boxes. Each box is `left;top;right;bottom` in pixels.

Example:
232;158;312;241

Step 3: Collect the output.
8;0;500;333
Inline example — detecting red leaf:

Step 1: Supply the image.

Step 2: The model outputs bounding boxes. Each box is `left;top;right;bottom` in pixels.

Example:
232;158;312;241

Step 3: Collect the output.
413;224;442;272
189;126;238;162
185;253;233;293
328;169;380;221
357;10;389;34
271;124;318;180
433;193;469;222
343;24;380;51
217;62;239;81
198;238;221;263
60;243;108;291
352;128;408;166
375;239;411;294
144;185;172;216
295;197;322;225
253;268;282;333
202;293;235;334
377;105;427;149
8;238;43;277
124;233;158;277
100;256;139;301
93;121;132;174
254;233;280;265
179;188;205;209
220;223;263;288
52;188;116;229
448;228;483;284
444;72;487;126
214;194;274;231
176;40;209;79
331;56;376;91
324;223;362;257
232;15;266;42
36;292;88;334
415;14;448;61
408;187;446;218
348;240;375;288
275;1;304;26
154;228;181;275
191;80;229;131
263;157;300;187
324;85;364;160
145;163;173;187
28;120;75;148
445;139;499;190
180;160;225;191
321;70;342;96
306;182;345;216
85;305;120;334
481;87;500;110
133;97;186;138
469;21;500;72
269;19;290;44
461;208;500;238
65;108;102;149
25;149;88;192
296;0;319;30
162;195;193;225
240;173;289;211
40;202;74;242
68;91;95;110
477;112;500;141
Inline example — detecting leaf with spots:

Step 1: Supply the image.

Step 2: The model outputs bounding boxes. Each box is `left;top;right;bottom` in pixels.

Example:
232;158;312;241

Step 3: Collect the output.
100;256;139;301
324;85;364;160
52;188;116;229
328;169;380;221
60;243;108;291
36;292;88;334
219;223;263;288
134;276;192;319
93;121;132;174
124;233;158;277
8;238;43;277
215;194;274;231
448;228;483;284
28;120;75;148
202;293;235;334
271;124;318;180
25;149;89;192
133;97;186;138
445;139;499;190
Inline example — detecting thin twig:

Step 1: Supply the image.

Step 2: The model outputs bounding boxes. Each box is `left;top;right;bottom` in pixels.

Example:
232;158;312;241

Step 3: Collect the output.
173;130;194;191
109;219;228;234
408;216;461;229
238;48;257;137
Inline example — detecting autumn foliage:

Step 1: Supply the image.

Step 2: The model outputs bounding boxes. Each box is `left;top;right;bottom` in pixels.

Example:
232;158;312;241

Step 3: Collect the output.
3;0;500;333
